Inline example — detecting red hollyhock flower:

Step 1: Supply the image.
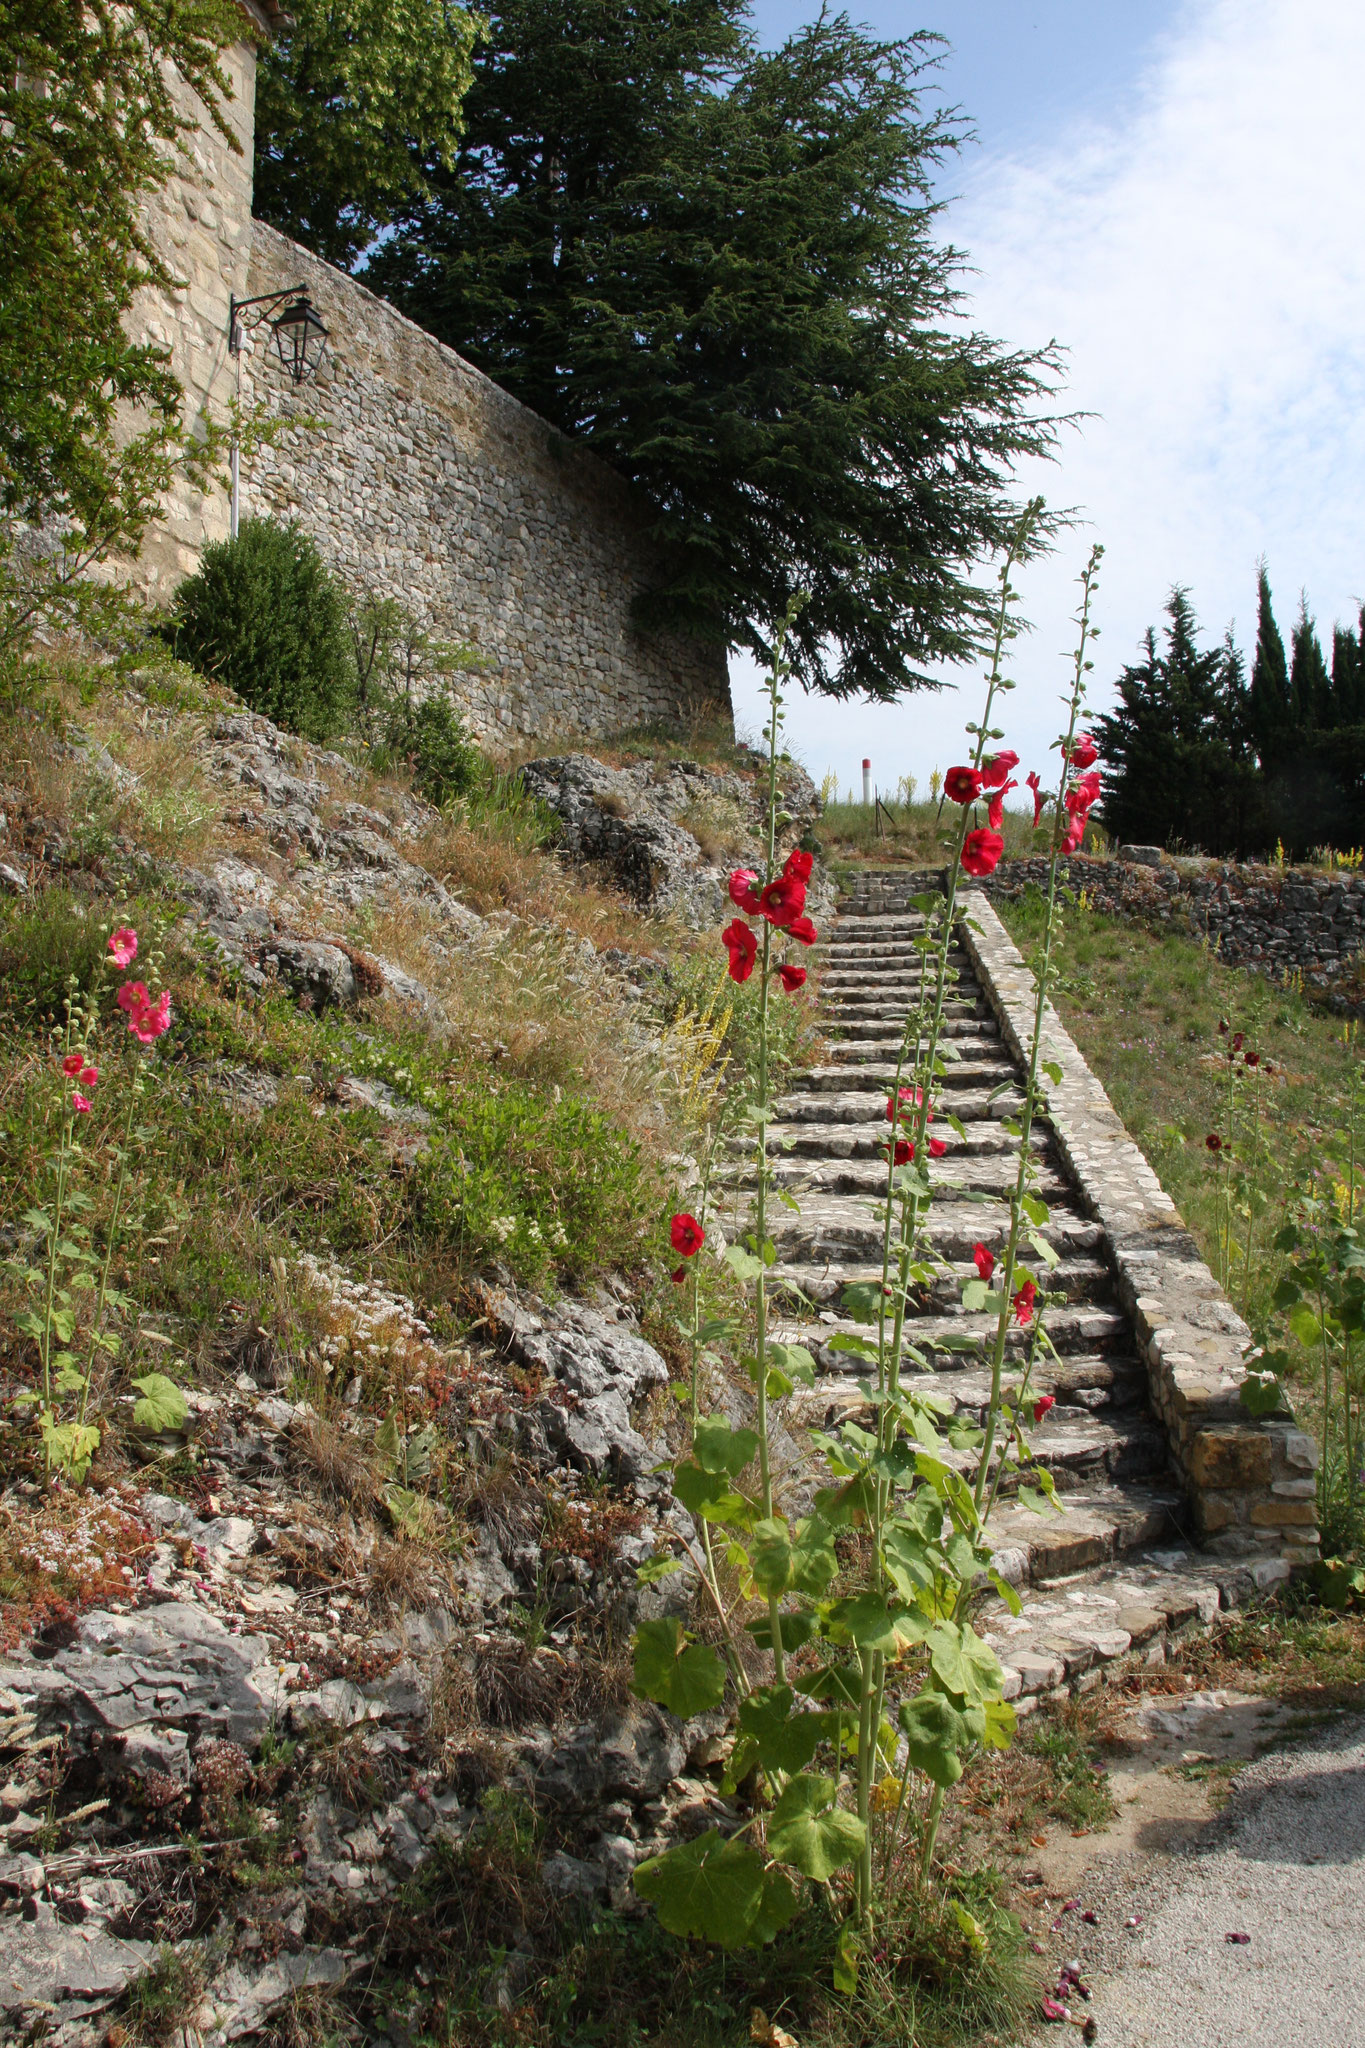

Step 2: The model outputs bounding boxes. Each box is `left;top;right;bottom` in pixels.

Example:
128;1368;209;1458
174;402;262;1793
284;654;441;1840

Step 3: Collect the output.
777;963;807;993
728;868;762;913
670;1212;705;1257
785;914;818;946
722;919;758;982
61;1053;83;1077
927;1136;946;1158
671;1265;686;1284
961;828;1005;877
1012;1279;1037;1326
987;779;1017;832
1206;1132;1223;1151
783;847;813;882
1067;734;1099;770
981;750;1020;789
1231;1031;1245;1053
1244;1050;1259;1067
1068;770;1102;811
893;1138;914;1164
885;1086;927;1124
1033;1394;1055;1424
1026;770;1047;828
757;875;807;927
972;1243;996;1282
944;765;984;805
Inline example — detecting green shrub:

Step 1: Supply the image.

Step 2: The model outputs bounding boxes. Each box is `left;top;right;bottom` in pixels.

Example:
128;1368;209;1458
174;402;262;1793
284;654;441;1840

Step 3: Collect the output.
386;696;480;810
168;519;352;741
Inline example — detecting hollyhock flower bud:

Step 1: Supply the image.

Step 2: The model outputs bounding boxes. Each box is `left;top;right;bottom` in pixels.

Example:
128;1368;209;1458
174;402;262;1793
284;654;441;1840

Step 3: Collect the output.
785;914;818;946
777;963;807;993
670;1212;705;1258
722;919;758;983
108;927;138;968
944;765;984;805
1033;1394;1055;1424
62;1053;83;1076
782;848;813;882
961;828;1005;877
981;750;1019;790
972;1243;996;1282
1067;735;1099;770
1026;770;1047;828
1012;1279;1037;1326
728;869;762;914
671;1265;686;1284
71;1092;92;1114
757;875;806;926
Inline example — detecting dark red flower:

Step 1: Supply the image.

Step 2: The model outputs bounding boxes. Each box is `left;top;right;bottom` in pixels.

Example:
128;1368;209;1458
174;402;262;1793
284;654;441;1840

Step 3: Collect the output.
981;750;1020;789
671;1265;686;1284
757;875;807;927
1231;1031;1245;1053
1206;1132;1223;1151
1217;1018;1229;1034
1067;734;1099;770
783;847;813;882
1244;1050;1259;1067
670;1212;705;1258
728;868;762;913
973;1243;996;1282
886;1085;924;1123
1026;770;1047;828
944;765;984;805
785;914;818;946
1013;1279;1037;1326
961;828;1005;877
1033;1393;1055;1424
61;1053;83;1077
722;919;758;982
988;780;1017;832
893;1138;914;1165
777;962;807;993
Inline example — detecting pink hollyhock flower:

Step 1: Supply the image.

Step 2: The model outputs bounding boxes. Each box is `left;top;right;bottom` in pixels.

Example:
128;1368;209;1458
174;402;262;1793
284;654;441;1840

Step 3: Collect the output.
973;1243;995;1282
785;914;818;946
62;1053;84;1077
885;1086;927;1124
108;927;138;968
961;828;1005;877
722;919;758;983
783;848;813;882
670;1212;705;1258
128;990;171;1043
981;750;1020;790
757;875;806;927
117;980;150;1015
777;963;807;993
728;868;762;914
71;1092;92;1114
1067;735;1099;770
944;765;983;805
79;1066;98;1088
1026;770;1047;828
1033;1394;1055;1424
1013;1279;1037;1326
987;779;1017;833
927;1136;946;1159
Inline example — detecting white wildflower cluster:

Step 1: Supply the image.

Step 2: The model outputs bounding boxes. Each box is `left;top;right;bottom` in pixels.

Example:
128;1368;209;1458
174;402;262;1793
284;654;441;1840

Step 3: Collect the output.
293;1254;434;1378
13;1494;142;1589
489;1217;517;1244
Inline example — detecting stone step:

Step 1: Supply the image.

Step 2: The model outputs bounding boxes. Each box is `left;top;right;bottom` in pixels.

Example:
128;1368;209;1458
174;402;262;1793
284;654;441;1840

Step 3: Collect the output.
769;1088;1024;1127
794;1353;1152;1424
727;1123;1029;1163
772;1302;1134;1363
824;1037;1006;1067
720;1193;1100;1259
819;961;973;989
715;1141;1053;1198
983;1484;1182;1586
766;1252;1113;1310
785;1058;1017;1094
831;1014;995;1040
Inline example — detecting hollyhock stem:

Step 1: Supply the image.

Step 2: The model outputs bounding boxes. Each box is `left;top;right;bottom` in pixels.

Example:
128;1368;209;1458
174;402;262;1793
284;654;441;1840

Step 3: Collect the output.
973;544;1103;1518
80;1068;143;1429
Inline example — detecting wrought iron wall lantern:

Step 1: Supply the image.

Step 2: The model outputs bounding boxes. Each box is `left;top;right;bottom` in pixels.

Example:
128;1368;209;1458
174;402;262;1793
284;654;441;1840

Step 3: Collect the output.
226;286;331;537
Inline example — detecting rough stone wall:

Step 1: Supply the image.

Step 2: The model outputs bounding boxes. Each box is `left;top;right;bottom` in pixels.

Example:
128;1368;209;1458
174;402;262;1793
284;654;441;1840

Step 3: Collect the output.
122;27;265;599
981;854;1365;1009
236;225;731;743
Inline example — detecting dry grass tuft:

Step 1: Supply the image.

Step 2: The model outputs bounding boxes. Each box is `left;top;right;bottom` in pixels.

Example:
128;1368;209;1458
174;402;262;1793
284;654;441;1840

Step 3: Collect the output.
290;1413;385;1512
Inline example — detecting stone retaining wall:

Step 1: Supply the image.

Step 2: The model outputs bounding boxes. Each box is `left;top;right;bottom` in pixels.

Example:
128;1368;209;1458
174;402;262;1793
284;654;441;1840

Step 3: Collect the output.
838;868;1320;1584
983;854;1365;1009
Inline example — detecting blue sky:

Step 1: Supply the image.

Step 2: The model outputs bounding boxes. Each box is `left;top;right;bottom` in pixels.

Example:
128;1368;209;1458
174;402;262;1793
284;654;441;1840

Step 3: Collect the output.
729;2;1365;803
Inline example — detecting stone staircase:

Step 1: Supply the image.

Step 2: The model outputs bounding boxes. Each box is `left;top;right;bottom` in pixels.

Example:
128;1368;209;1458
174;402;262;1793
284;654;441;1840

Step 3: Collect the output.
720;871;1286;1707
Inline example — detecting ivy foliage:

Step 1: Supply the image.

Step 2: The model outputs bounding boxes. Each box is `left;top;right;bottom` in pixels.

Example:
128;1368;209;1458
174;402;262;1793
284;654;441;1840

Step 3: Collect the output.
368;3;1063;698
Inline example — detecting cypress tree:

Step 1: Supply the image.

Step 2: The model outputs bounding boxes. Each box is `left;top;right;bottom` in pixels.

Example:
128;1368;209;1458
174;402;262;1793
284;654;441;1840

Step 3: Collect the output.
1247;564;1292;763
1289;595;1330;731
1331;616;1363;727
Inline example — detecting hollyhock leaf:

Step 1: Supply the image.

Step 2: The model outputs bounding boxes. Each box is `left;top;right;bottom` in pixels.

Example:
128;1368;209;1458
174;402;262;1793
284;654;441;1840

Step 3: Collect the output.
632;1618;728;1717
1018;1484;1062;1518
767;1774;865;1880
750;1517;796;1597
1239;1371;1285;1418
828;1593;901;1652
961;1279;989;1312
1022;1193;1050;1226
746;1609;819;1655
750;1867;803;1946
789;1515;838;1595
927;1621;1005;1705
767;1341;815;1385
723;1245;765;1282
738;1684;827;1775
988;1569;1024;1616
840;1280;890;1324
693;1416;759;1477
131;1373;189;1434
1028;1232;1060;1269
827;1332;880;1361
833;1923;861;1994
634;1830;766;1946
1288;1302;1322;1348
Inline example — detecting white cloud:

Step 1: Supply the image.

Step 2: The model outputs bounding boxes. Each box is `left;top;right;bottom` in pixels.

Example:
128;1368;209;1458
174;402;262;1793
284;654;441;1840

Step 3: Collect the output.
735;0;1365;797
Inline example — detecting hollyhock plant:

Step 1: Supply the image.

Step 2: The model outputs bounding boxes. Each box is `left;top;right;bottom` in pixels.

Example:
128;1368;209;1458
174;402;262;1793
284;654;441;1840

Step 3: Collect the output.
961;828;1005;877
670;1212;705;1258
62;1053;83;1077
944;765;984;805
785;914;817;946
127;990;171;1044
973;1243;996;1283
116;981;149;1016
722;919;758;983
886;1085;926;1124
71;1092;92;1114
108;928;138;969
777;963;807;993
1013;1279;1037;1326
757;875;806;927
1066;734;1099;770
981;750;1019;789
987;780;1017;833
728;869;762;914
782;847;813;883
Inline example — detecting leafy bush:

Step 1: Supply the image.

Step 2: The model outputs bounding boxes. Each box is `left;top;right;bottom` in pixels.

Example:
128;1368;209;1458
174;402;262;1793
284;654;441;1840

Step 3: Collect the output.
386;696;481;810
168;519;352;741
0;891;129;1022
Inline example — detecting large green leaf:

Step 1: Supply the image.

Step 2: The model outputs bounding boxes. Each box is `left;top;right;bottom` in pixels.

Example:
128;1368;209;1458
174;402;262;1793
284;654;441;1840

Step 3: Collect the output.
673;1460;751;1525
693;1415;759;1476
631;1618;727;1718
766;1773;865;1880
750;1517;794;1597
750;1866;803;1944
737;1684;827;1773
131;1372;189;1433
790;1515;838;1594
746;1610;818;1655
793;1660;861;1706
926;1621;1005;1705
898;1691;967;1787
829;1593;901;1652
633;1830;767;1945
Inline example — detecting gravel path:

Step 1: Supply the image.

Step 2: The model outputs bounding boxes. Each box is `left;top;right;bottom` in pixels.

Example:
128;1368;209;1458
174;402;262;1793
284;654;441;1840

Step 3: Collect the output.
1086;1715;1365;2047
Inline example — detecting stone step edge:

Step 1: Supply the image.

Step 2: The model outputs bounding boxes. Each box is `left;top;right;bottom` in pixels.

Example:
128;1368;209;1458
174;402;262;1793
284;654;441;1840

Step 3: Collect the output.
956;888;1322;1571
